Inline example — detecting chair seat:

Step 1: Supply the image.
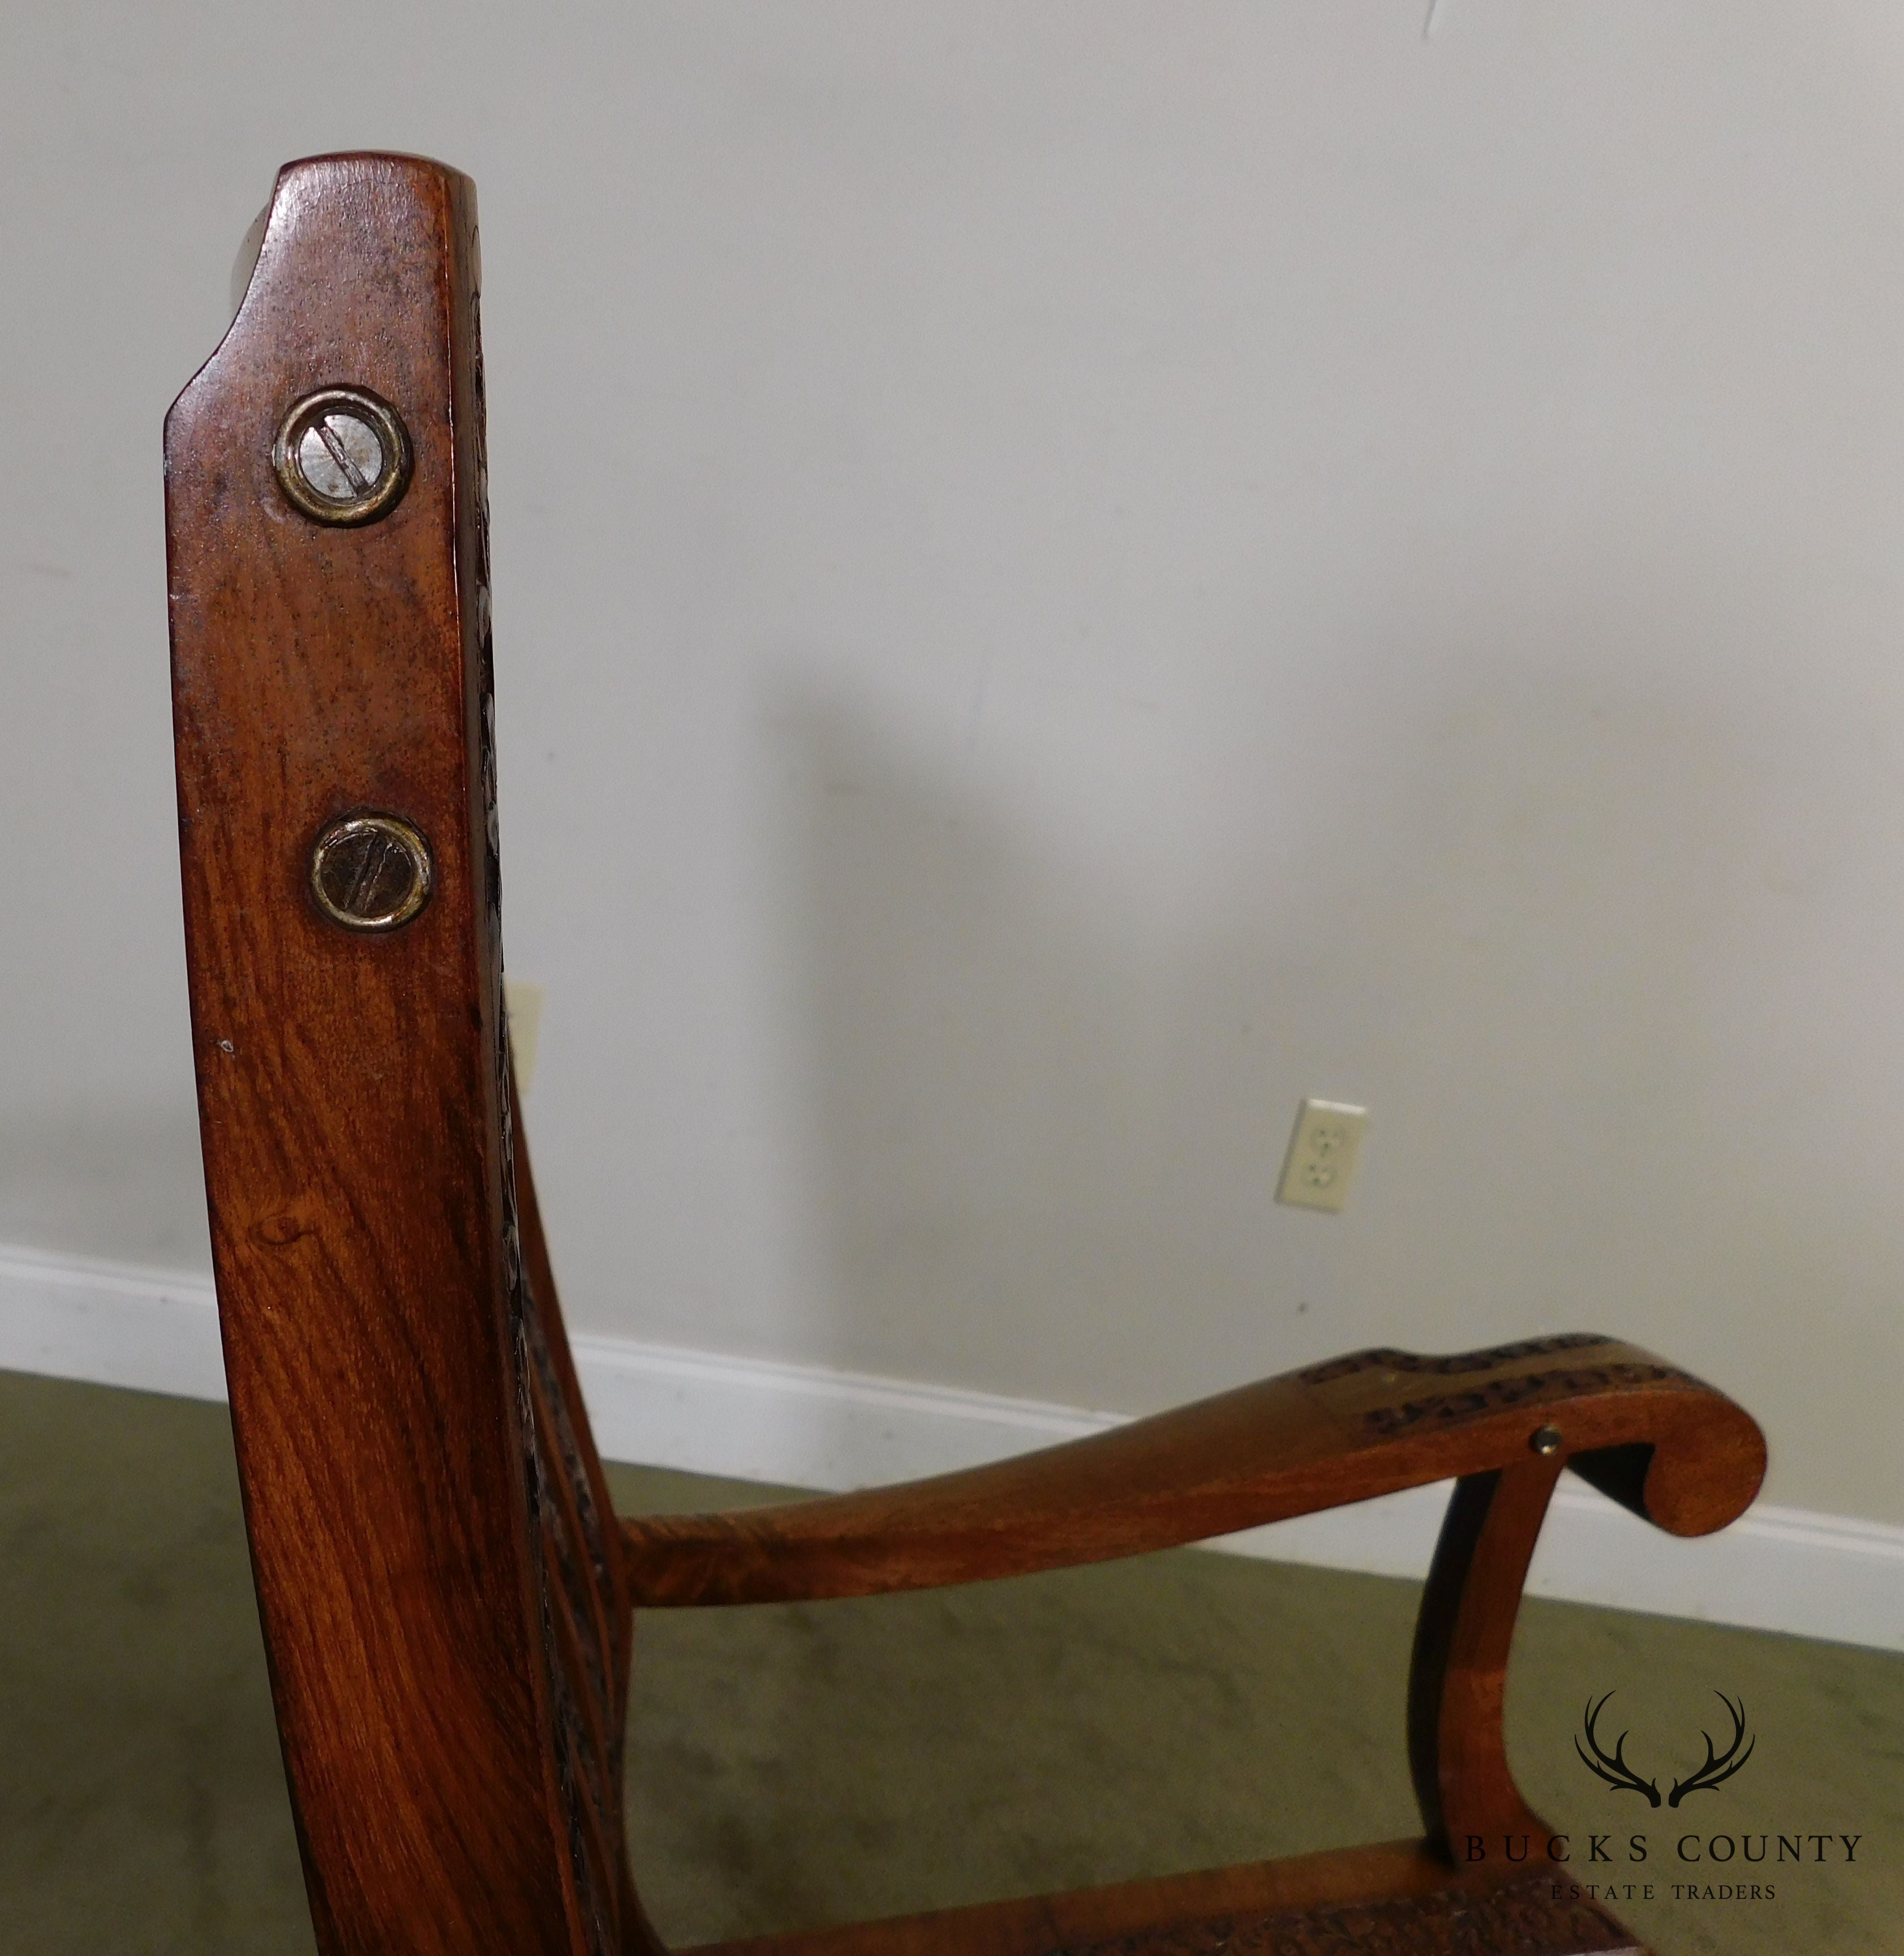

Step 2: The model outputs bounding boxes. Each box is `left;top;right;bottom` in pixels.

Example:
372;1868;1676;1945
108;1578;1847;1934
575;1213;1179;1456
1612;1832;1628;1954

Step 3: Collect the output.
693;1841;1646;1956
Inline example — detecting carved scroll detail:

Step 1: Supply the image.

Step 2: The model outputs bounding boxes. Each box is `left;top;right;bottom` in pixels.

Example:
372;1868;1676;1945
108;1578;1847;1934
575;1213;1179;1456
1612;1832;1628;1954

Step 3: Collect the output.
1300;1335;1611;1387
1363;1365;1686;1438
469;248;621;1956
1050;1877;1639;1956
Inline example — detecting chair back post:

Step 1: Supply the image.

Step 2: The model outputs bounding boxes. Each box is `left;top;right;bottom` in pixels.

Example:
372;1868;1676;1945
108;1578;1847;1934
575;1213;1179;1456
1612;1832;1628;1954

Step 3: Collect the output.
166;151;635;1956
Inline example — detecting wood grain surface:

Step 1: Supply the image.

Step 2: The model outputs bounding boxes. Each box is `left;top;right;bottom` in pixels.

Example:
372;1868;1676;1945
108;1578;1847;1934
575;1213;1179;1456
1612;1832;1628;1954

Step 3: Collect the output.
689;1843;1642;1956
167;152;637;1956
617;1335;1764;1608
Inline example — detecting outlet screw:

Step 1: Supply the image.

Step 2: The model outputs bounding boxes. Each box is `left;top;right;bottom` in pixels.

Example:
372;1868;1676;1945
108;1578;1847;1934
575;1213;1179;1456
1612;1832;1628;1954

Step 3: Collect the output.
1529;1425;1564;1457
310;814;433;932
273;387;411;526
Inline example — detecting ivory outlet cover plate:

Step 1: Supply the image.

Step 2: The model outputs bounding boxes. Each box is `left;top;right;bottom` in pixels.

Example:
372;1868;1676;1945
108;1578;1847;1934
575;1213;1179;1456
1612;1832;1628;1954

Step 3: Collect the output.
1277;1099;1368;1213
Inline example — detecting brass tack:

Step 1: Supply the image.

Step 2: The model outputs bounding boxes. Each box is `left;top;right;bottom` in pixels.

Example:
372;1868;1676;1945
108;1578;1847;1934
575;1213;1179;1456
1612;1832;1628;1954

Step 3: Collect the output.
310;814;433;932
273;387;411;526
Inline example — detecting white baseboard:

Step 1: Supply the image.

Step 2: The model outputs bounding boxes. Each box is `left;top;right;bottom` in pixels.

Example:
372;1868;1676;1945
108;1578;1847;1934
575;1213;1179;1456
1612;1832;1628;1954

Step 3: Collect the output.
2;1240;1897;1652
0;1244;231;1402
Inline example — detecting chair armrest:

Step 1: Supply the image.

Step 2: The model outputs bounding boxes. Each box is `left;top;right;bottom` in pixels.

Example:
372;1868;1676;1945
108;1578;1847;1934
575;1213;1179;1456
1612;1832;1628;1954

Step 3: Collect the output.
617;1333;1764;1605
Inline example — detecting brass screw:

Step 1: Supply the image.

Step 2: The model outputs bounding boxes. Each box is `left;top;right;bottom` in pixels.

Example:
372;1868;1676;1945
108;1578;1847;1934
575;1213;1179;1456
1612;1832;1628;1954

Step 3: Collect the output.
310;814;433;932
273;387;411;526
1529;1425;1564;1457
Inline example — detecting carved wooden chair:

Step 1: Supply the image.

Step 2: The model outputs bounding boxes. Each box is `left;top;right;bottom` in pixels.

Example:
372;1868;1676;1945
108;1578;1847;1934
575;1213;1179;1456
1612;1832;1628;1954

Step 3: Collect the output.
165;153;1766;1956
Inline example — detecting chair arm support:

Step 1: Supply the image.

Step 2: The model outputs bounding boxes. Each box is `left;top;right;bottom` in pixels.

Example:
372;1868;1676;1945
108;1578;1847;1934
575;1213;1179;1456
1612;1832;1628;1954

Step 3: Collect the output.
616;1333;1764;1606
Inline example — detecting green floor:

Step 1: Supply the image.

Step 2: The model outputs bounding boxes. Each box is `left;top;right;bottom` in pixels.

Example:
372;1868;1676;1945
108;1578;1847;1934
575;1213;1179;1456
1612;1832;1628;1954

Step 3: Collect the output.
1;1371;1896;1954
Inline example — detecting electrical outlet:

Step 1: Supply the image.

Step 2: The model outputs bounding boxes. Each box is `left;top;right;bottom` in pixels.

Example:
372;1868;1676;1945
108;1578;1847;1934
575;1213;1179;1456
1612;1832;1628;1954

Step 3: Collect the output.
504;979;545;1095
1277;1099;1368;1213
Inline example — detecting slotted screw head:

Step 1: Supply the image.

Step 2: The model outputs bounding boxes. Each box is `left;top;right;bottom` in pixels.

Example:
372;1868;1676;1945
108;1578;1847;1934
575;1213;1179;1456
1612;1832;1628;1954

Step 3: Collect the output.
273;387;412;525
310;814;433;932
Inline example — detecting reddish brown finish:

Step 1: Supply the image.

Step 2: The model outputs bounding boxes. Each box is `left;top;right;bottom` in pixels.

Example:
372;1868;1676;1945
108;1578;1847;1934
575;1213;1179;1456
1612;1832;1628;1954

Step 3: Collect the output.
168;153;1765;1956
691;1844;1640;1956
167;153;632;1956
618;1335;1763;1608
1406;1462;1562;1855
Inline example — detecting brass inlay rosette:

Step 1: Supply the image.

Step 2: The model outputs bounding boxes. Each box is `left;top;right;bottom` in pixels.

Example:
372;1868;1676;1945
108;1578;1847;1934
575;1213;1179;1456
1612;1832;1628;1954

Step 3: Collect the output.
310;814;433;932
272;387;412;526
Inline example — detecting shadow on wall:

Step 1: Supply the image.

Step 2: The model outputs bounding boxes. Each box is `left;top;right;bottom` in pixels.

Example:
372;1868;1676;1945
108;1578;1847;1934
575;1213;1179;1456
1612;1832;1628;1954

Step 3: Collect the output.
755;603;1826;1427
763;679;1298;1406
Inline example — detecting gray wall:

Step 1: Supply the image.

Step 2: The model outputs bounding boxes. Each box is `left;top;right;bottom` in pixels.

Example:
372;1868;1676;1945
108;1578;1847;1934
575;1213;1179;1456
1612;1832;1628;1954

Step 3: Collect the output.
5;3;1901;1520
